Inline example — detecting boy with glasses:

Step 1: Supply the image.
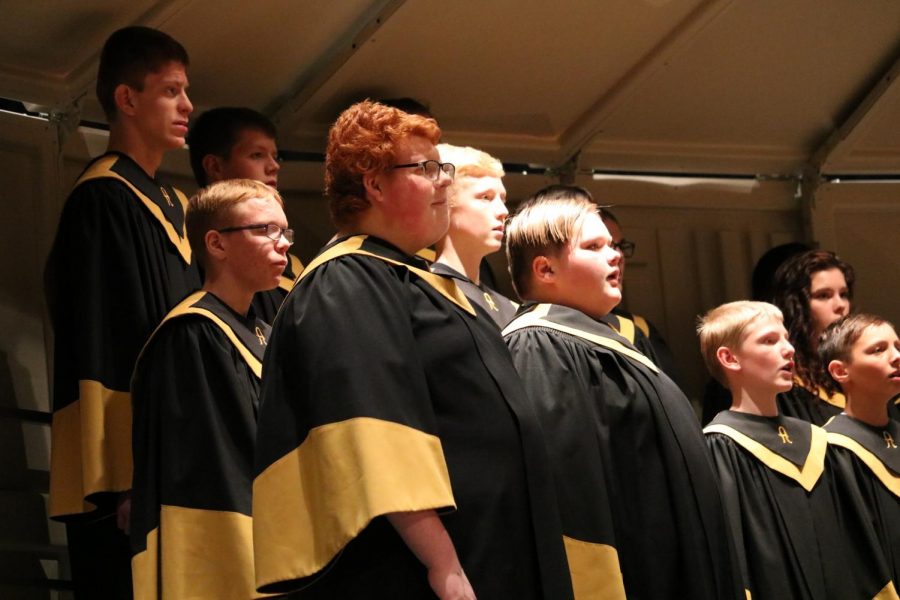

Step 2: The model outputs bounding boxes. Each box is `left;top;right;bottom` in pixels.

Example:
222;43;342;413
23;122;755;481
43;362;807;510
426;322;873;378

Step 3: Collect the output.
44;26;200;598
130;179;291;599
187;107;304;324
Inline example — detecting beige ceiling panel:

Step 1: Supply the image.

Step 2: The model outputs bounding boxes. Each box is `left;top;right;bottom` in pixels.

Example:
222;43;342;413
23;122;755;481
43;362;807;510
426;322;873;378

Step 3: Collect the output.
279;0;706;161
582;0;900;173
0;1;185;109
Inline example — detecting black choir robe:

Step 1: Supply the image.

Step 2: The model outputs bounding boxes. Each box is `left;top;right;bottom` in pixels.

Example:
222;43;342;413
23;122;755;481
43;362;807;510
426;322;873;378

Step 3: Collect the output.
131;291;269;599
705;410;895;599
825;414;900;595
503;303;743;600
252;235;573;599
44;152;200;598
430;261;517;328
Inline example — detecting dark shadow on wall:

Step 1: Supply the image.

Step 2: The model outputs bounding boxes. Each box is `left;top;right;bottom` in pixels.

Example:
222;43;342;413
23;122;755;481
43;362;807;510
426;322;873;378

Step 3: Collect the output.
0;350;71;599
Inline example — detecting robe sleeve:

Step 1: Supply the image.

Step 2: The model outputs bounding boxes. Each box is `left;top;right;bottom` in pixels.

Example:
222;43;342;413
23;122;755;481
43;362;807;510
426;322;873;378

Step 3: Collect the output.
47;181;165;518
252;254;456;594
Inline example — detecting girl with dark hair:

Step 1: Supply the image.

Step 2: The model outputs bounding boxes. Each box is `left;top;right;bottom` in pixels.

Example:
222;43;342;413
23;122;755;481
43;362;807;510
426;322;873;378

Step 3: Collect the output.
773;249;855;425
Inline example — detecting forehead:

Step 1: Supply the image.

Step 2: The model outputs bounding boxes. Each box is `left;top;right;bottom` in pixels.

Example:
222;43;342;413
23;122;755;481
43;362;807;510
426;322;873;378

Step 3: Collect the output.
232;128;277;150
810;267;847;289
395;135;437;161
231;195;285;221
601;215;623;242
854;323;899;348
144;60;188;84
743;314;785;338
456;175;505;195
574;211;609;242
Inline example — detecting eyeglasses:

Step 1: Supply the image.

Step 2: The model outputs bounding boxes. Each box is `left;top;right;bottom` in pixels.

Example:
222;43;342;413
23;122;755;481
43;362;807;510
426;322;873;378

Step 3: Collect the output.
216;223;294;245
611;239;635;258
391;160;455;181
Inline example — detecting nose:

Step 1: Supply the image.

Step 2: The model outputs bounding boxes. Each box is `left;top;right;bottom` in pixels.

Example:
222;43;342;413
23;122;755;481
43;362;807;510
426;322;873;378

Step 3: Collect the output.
782;340;795;359
889;345;900;365
495;199;508;220
275;233;291;253
834;298;849;316
268;155;281;173
607;245;621;265
434;168;452;188
180;90;193;116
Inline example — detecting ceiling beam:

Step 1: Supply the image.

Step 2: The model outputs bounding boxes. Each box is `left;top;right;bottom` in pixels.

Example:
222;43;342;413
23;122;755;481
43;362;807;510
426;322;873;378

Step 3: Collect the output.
556;0;735;167
810;41;900;174
267;0;407;130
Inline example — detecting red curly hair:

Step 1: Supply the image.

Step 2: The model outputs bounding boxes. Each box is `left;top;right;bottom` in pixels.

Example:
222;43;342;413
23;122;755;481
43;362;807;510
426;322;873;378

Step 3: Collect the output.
325;100;441;228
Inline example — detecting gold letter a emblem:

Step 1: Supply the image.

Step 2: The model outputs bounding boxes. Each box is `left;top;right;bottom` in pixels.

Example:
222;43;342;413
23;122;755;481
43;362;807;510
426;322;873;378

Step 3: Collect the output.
255;326;267;346
777;426;793;444
483;292;499;312
884;431;897;449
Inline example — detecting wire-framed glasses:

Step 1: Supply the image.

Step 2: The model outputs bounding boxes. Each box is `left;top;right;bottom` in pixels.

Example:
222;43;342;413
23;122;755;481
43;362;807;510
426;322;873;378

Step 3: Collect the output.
216;223;294;245
611;239;636;258
391;160;455;181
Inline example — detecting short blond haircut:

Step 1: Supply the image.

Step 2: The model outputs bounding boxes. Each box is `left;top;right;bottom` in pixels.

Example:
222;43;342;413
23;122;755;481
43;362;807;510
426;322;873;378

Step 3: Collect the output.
697;300;784;387
505;189;598;298
186;179;283;269
437;143;504;205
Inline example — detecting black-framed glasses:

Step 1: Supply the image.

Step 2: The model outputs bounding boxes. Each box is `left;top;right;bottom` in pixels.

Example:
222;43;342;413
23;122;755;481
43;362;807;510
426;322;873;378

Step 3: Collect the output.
216;223;294;245
611;239;635;258
391;160;455;181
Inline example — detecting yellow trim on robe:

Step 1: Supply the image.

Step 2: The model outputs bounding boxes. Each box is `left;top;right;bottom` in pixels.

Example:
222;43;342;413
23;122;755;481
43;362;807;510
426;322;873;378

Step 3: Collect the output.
873;580;900;600
76;155;192;264
633;314;651;338
277;254;304;292
49;380;132;517
703;423;827;492
133;506;270;600
827;432;900;499
610;314;636;344
253;416;455;590
296;235;475;316
502;304;660;374
562;535;625;600
817;385;846;409
154;291;263;378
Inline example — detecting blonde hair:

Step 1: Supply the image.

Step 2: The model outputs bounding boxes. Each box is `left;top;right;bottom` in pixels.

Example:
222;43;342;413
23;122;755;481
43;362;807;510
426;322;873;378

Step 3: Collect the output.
437;144;504;208
186;179;283;269
505;189;598;298
697;301;784;387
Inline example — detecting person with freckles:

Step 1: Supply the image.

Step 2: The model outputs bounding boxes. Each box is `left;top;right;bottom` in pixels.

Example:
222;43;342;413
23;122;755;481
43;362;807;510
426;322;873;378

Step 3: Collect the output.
43;26;200;599
699;301;894;599
432;143;517;328
503;187;742;600
822;314;900;591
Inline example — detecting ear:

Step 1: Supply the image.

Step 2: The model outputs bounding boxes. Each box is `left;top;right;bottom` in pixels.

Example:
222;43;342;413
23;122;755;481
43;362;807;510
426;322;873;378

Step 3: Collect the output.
205;230;227;262
114;83;138;117
362;172;384;205
716;346;741;373
531;255;555;285
828;359;850;383
202;154;224;184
